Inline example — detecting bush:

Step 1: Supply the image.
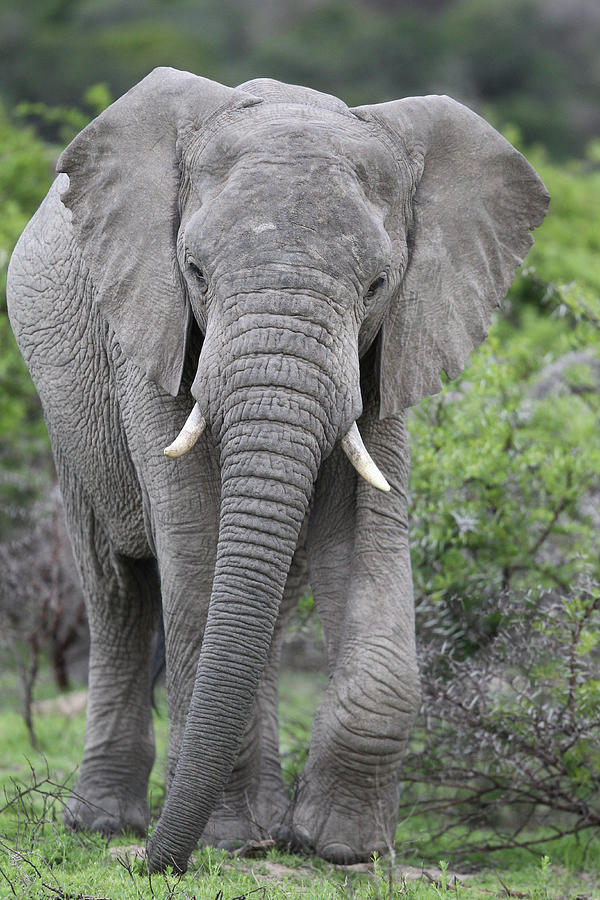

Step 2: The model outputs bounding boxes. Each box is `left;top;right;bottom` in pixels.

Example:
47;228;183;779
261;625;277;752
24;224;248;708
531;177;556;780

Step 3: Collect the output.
0;102;55;536
404;274;600;855
0;486;88;745
401;581;600;857
408;282;600;646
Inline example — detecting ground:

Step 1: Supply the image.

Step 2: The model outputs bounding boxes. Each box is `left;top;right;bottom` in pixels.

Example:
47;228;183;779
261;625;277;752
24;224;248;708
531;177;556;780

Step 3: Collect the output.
0;660;598;900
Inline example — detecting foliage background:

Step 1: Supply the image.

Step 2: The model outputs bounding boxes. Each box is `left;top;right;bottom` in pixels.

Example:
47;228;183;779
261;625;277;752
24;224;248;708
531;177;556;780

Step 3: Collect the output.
1;0;600;160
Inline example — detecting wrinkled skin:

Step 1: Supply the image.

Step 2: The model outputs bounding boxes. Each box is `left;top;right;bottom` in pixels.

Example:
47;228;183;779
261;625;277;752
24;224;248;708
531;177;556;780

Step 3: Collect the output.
7;69;548;873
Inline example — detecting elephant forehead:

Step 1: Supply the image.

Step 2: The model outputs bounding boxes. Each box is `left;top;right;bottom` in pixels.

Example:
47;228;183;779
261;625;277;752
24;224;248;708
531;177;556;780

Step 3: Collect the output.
186;164;392;282
183;105;402;210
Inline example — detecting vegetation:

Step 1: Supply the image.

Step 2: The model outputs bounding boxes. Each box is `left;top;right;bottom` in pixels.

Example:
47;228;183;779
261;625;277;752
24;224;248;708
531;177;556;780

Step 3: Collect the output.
1;0;600;160
0;104;56;537
398;145;600;862
0;672;598;898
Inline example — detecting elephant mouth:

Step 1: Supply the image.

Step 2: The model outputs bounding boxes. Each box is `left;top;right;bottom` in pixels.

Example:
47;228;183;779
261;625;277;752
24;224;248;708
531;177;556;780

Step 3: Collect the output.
163;401;390;493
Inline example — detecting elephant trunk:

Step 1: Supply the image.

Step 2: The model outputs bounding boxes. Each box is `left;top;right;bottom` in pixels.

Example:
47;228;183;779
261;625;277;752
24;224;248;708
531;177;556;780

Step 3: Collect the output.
147;307;340;871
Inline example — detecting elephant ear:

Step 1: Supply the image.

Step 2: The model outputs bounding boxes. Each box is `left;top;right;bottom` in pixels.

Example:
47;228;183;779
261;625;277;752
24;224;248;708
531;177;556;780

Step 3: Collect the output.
353;95;549;417
57;67;257;396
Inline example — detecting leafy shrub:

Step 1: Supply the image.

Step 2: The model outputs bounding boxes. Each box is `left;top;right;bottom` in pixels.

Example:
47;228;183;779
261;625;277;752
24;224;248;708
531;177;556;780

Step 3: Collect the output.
404;275;600;855
409;274;600;610
520;152;600;296
0;102;55;535
401;580;600;857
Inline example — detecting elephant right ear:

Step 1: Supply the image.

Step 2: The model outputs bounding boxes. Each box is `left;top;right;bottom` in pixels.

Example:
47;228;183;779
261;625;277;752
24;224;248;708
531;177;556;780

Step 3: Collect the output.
57;67;258;396
353;95;549;417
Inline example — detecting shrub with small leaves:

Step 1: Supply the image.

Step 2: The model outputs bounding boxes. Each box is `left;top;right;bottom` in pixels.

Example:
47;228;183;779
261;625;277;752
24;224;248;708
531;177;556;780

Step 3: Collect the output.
408;281;600;653
401;579;600;856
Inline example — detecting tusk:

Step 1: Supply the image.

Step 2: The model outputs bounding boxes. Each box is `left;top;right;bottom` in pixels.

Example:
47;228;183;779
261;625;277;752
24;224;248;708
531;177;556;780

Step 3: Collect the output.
164;404;207;458
340;422;391;493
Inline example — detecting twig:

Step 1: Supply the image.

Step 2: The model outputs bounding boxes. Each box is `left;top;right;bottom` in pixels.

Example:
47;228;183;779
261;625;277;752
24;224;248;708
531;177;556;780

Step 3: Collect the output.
0;863;17;896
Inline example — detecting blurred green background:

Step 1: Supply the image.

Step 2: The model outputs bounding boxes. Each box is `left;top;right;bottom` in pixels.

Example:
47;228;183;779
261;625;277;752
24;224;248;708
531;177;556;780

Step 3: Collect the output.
1;0;599;160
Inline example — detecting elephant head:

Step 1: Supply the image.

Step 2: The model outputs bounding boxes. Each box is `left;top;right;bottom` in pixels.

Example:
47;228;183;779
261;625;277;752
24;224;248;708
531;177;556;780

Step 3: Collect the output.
56;67;548;871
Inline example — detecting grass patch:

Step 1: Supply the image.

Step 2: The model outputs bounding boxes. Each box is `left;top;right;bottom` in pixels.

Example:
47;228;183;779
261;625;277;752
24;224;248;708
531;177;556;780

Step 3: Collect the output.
0;664;598;898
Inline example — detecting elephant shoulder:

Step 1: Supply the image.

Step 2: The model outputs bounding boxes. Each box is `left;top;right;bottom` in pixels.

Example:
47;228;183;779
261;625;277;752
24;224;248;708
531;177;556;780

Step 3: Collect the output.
7;174;89;353
9;175;78;294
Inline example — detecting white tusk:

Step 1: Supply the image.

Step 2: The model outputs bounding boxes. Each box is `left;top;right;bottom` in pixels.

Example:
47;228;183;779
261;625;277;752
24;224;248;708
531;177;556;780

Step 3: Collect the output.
164;404;207;458
340;422;391;493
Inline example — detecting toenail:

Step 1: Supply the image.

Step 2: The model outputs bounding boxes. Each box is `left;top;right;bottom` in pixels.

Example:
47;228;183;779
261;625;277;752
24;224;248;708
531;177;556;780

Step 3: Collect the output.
320;842;357;865
91;815;120;836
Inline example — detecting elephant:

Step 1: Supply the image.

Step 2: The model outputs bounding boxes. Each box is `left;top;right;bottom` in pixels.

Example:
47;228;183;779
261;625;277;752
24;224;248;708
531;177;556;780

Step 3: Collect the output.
7;67;548;873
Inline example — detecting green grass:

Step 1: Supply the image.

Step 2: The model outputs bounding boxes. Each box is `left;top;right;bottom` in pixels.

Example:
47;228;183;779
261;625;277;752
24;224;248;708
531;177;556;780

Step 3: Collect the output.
0;661;599;899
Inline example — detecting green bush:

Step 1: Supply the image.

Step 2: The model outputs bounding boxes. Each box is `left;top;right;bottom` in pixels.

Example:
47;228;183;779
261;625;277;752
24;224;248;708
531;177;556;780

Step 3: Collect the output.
0;104;55;535
522;153;600;296
401;581;600;858
408;146;600;645
409;290;600;612
403;159;600;854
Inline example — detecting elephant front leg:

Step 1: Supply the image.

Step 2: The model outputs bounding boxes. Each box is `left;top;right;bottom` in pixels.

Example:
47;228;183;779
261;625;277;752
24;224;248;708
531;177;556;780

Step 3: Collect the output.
61;495;160;835
201;550;308;848
276;415;420;864
287;621;419;864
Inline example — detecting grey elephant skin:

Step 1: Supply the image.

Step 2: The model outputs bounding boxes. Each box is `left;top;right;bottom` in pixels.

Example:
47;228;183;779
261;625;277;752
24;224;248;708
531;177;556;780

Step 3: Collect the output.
7;68;548;873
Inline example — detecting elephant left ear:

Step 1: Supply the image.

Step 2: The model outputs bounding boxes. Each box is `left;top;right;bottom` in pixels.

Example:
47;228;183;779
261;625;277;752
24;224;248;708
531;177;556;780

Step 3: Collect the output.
352;95;549;417
56;68;259;396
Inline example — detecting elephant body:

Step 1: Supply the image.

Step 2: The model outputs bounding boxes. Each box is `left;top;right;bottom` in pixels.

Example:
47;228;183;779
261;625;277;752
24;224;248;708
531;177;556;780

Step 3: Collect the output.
7;69;548;871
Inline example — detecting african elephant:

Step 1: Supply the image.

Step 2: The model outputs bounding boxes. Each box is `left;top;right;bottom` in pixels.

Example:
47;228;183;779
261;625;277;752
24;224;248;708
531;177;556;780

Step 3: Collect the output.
7;68;548;873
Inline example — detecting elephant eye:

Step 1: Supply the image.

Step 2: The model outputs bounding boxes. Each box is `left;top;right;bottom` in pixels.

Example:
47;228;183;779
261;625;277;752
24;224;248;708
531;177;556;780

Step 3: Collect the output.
365;273;387;300
187;258;208;293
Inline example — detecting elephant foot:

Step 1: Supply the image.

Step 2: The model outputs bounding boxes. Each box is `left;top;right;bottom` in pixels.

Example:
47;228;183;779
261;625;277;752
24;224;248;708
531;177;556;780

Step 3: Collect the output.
63;787;149;837
271;823;388;864
202;782;291;848
272;767;399;863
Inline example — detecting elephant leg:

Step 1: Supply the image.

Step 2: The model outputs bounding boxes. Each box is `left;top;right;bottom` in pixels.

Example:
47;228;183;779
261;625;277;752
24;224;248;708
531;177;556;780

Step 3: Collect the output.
200;548;309;847
59;472;160;836
277;415;421;864
158;527;216;795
